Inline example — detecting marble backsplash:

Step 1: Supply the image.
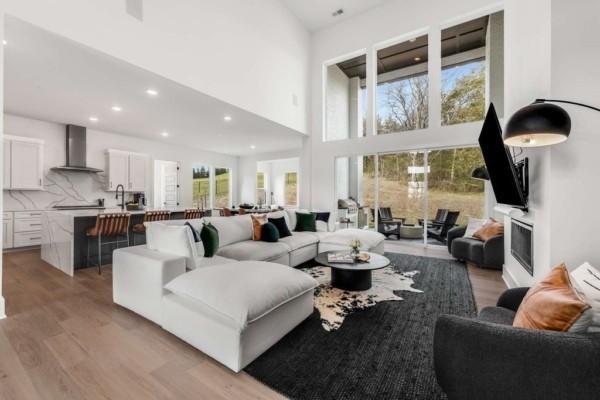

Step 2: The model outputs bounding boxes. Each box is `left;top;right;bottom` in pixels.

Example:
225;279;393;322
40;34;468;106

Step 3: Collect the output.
4;170;125;211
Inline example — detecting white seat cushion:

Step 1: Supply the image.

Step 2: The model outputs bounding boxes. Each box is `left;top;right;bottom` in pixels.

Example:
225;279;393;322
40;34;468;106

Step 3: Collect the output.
203;215;253;246
319;228;385;250
164;261;317;328
279;232;318;251
570;262;600;332
217;240;290;262
193;255;237;268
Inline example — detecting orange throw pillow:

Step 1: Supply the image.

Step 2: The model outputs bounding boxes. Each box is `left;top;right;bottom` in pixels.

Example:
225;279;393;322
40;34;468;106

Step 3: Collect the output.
513;263;590;331
472;218;504;241
251;214;267;241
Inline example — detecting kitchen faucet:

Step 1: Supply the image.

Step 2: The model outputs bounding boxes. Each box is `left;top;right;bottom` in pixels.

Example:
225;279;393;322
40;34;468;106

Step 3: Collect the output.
115;184;125;211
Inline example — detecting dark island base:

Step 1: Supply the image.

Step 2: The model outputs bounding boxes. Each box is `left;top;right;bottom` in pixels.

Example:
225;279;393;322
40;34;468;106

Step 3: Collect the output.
74;211;187;270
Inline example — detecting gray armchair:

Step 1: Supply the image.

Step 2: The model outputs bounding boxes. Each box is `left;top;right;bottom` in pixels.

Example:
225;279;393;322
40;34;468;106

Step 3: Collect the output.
434;287;600;400
447;225;504;270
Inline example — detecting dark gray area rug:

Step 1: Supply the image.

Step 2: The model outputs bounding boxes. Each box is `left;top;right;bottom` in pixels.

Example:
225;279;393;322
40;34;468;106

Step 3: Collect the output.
245;252;477;400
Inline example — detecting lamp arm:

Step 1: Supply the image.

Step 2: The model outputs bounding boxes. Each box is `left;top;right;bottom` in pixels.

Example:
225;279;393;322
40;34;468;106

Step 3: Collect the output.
535;98;600;113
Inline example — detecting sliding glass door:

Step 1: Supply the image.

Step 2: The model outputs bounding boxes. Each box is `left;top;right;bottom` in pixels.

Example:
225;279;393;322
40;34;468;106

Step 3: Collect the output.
335;146;485;247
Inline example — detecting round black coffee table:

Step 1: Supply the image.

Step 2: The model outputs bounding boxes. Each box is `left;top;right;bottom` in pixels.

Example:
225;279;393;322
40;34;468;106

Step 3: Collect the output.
315;251;391;291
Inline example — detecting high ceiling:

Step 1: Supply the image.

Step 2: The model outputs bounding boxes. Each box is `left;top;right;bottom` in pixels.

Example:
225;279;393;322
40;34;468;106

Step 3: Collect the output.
281;0;391;31
3;17;304;156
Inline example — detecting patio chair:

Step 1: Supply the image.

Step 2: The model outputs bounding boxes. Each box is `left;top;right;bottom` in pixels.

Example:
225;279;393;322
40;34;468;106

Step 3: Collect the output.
418;208;448;227
371;207;406;239
427;211;460;243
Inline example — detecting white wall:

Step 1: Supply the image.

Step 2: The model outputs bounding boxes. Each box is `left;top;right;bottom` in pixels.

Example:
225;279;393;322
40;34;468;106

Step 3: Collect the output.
548;0;600;270
326;65;350;141
3;0;310;134
238;148;303;205
0;13;5;318
3;113;238;210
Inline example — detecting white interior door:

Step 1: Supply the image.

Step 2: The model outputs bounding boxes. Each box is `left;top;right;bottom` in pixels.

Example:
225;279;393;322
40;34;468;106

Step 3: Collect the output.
154;160;179;208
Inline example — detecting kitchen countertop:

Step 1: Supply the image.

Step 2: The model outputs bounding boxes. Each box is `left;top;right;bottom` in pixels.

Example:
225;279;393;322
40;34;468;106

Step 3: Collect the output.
43;208;191;217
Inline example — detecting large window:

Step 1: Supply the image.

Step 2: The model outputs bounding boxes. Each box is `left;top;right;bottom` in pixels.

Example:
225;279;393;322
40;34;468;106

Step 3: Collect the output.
335;155;375;229
192;165;210;209
441;11;504;125
284;172;298;206
256;172;266;205
335;147;485;245
325;53;367;141
377;35;429;134
214;167;231;208
192;165;231;209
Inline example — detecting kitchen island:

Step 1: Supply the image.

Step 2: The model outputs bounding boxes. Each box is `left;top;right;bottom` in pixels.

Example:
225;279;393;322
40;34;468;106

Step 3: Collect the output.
41;208;190;276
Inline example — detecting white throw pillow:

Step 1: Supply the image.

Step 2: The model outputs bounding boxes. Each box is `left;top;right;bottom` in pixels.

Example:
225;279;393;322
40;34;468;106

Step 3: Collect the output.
144;222;198;269
465;217;488;238
570;262;600;332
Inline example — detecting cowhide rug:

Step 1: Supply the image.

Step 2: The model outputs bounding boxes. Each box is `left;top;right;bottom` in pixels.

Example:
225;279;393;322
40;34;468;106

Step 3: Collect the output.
304;266;423;331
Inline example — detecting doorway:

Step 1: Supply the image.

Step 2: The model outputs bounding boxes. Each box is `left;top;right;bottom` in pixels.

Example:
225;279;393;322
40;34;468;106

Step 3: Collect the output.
154;160;180;209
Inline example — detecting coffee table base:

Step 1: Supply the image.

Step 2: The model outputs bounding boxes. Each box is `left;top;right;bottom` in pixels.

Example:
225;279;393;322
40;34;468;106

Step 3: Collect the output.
331;269;372;291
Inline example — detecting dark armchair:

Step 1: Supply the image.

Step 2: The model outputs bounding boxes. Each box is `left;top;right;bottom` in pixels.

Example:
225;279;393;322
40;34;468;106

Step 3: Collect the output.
447;225;504;270
434;287;600;400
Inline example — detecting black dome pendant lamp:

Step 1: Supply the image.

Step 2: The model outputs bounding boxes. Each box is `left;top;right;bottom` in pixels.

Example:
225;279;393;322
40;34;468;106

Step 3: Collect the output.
503;99;600;147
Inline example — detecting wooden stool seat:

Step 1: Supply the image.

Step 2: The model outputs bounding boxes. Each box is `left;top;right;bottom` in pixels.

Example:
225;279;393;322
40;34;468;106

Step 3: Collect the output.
184;208;204;219
132;210;171;245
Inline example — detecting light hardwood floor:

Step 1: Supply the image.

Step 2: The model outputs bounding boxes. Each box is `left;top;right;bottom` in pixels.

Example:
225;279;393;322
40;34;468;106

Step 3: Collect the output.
1;247;505;399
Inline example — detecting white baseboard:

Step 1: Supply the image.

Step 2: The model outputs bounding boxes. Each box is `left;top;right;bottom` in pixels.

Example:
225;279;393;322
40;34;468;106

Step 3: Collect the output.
502;266;518;289
0;296;5;319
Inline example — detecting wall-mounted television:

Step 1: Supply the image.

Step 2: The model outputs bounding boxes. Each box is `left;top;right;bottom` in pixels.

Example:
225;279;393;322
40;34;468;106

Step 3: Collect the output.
478;104;528;210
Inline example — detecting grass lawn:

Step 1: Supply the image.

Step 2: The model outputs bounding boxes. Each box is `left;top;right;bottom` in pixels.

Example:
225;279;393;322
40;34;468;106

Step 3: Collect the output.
193;172;230;208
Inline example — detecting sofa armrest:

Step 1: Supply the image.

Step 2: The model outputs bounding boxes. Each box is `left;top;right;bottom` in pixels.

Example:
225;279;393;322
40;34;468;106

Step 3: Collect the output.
496;287;530;311
434;315;600;400
113;245;187;325
482;234;504;268
446;225;466;252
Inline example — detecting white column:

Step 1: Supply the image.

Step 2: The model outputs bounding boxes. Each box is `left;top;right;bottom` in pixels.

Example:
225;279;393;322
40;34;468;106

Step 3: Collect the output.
427;27;442;129
0;8;6;319
486;11;505;118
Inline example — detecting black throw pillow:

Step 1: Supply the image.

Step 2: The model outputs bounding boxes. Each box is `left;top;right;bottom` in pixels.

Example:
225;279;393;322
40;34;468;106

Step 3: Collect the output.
200;222;219;257
261;222;280;243
313;212;331;223
295;212;316;232
185;222;200;242
268;217;292;238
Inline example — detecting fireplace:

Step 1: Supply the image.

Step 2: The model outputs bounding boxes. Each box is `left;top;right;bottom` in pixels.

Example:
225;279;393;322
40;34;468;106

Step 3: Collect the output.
511;219;533;276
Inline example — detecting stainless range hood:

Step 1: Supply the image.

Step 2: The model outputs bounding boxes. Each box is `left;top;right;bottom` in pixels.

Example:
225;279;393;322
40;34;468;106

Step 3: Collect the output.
51;125;103;173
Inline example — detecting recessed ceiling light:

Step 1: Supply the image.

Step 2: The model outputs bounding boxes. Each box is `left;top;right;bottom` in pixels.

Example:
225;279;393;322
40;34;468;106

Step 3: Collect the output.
414;57;421;61
89;116;98;122
111;105;122;112
146;89;158;96
250;145;256;150
161;131;169;137
2;40;7;46
224;115;232;122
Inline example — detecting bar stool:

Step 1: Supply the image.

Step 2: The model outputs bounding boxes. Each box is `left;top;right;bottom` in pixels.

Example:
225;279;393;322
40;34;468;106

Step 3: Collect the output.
86;212;131;274
132;210;171;245
184;208;203;219
238;208;247;215
222;207;233;217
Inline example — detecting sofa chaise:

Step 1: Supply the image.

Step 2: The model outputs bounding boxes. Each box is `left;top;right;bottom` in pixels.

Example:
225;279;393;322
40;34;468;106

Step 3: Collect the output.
113;210;385;372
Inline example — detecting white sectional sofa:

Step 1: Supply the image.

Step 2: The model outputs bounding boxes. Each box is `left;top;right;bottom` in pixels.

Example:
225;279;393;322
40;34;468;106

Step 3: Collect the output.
113;209;385;371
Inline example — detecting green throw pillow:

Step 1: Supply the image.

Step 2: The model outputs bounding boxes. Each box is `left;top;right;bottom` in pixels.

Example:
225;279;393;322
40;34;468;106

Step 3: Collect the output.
261;222;280;242
200;222;219;257
295;212;316;232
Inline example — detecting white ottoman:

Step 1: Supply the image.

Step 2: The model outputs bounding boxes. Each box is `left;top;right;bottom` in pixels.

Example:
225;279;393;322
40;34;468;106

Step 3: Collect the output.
162;261;317;372
318;228;385;255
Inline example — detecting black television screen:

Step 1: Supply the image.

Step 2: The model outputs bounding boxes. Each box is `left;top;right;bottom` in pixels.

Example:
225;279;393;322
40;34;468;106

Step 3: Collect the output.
478;104;527;208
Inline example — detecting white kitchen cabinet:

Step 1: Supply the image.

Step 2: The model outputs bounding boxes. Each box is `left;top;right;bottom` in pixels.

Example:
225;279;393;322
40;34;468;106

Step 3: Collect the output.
13;211;42;248
128;153;147;191
106;150;148;192
3;212;13;249
4;136;44;191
